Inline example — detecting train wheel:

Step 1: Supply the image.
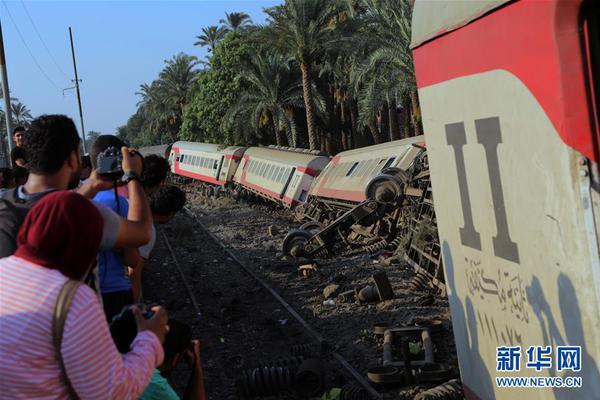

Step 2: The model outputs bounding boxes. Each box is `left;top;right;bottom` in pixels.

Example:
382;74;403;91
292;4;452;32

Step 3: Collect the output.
299;221;324;234
282;229;312;257
365;174;405;204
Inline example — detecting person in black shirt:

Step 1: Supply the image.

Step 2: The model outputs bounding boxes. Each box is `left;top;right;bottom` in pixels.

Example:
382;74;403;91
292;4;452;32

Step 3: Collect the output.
11;127;28;186
10;126;27;168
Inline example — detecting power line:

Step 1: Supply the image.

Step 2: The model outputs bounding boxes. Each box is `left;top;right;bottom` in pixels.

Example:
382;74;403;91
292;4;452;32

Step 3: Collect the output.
1;0;62;91
20;0;70;79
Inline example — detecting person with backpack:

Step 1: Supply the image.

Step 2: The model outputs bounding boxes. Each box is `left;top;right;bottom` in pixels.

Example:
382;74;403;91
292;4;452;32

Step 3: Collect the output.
0;191;169;399
0;115;153;259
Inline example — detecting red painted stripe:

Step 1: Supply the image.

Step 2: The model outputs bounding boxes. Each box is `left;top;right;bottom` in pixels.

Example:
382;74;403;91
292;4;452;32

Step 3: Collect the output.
225;154;241;161
412;0;596;161
175;167;224;186
296;166;317;177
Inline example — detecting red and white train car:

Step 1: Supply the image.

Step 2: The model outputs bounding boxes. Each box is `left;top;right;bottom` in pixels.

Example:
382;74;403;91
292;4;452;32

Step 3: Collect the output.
412;1;600;399
232;146;330;208
169;141;246;186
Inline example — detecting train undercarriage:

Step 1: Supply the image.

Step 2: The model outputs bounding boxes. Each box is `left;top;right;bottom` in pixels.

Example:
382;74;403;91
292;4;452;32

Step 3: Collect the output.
283;151;445;294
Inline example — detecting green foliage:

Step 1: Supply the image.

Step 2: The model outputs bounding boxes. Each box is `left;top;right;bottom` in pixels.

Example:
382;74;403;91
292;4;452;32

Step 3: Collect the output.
121;1;422;151
180;32;252;145
118;53;200;147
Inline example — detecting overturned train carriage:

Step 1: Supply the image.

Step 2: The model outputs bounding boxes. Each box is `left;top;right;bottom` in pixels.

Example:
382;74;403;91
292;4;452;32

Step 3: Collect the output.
283;136;445;292
412;0;600;398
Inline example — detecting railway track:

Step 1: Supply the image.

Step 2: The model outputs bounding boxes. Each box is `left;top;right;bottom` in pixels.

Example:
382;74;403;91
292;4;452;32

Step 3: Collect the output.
154;206;384;399
181;207;383;399
161;208;382;399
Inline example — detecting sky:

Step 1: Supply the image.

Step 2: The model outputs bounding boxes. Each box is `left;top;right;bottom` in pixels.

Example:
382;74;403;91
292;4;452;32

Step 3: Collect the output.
1;0;280;137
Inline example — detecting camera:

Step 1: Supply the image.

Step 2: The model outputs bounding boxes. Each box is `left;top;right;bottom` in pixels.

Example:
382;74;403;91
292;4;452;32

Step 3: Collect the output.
96;146;123;178
109;304;156;353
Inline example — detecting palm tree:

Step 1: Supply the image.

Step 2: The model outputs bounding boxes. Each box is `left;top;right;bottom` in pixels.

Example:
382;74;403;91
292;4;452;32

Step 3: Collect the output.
223;51;304;146
194;25;229;52
10;101;33;127
136;53;200;142
220;12;252;31
265;0;343;150
352;0;420;136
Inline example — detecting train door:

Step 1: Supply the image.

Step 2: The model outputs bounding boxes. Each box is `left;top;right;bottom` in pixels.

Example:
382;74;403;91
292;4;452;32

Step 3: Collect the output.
216;156;225;182
412;1;600;399
280;167;296;200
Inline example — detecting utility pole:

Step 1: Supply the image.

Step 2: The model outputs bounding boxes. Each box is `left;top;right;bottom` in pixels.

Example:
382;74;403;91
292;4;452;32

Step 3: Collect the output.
69;27;86;153
0;18;14;167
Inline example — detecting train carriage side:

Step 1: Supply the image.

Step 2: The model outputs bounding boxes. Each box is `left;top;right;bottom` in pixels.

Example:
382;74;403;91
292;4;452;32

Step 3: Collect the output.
412;1;600;399
308;136;425;205
233;147;330;208
170;141;246;186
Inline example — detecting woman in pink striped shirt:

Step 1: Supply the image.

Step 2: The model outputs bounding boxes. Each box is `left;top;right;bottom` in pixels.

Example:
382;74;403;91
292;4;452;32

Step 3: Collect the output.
0;191;168;399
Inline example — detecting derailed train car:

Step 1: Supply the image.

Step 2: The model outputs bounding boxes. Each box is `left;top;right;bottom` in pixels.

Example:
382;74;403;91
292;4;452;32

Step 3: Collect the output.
169;141;247;187
412;0;600;398
232;146;330;208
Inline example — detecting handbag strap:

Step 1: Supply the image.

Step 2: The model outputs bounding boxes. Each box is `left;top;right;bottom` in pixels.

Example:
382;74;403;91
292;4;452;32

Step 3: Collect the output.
52;280;82;399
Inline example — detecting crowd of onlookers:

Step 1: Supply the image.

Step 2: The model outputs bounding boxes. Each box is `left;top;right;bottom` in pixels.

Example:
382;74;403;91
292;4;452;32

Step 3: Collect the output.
0;115;205;399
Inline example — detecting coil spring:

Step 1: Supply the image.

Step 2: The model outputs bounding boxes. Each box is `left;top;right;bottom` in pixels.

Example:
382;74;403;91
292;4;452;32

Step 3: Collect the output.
237;364;298;398
291;344;315;358
385;236;402;251
364;238;388;254
340;384;370;400
256;356;304;369
409;271;430;291
415;379;463;400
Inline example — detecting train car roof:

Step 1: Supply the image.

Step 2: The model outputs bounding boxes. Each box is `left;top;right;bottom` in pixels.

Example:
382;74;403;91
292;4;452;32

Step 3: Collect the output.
410;0;512;49
139;144;169;157
244;146;330;167
173;141;246;154
333;135;425;158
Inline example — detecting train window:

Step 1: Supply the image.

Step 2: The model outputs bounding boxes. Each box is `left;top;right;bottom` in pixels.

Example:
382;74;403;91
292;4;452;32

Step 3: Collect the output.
354;161;366;176
213;160;218;170
267;165;275;180
346;162;359;177
382;157;396;170
276;167;284;182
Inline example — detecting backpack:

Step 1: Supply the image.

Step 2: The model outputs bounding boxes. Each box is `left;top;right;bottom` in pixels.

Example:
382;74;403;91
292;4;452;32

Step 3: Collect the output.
0;187;55;258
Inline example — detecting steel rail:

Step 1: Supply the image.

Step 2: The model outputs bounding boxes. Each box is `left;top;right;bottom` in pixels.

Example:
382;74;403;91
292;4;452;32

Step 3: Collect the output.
161;230;202;318
183;207;382;399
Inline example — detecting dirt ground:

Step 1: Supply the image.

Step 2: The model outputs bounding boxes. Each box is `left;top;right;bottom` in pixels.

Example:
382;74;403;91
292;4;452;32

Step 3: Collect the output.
142;185;461;400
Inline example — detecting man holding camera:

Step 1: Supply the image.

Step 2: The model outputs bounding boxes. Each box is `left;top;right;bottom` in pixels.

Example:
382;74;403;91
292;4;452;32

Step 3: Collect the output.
0;115;153;260
90;135;146;321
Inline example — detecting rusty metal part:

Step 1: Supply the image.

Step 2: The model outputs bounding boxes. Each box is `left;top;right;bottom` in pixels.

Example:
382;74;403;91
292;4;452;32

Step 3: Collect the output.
372;271;394;300
415;319;444;334
416;363;455;383
338;289;358;302
357;285;379;303
367;366;403;384
408;271;430;291
282;229;313;257
382;327;435;368
373;322;397;336
300;220;325;233
184;208;382;399
298;263;318;278
295;358;326;397
414;379;463;400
